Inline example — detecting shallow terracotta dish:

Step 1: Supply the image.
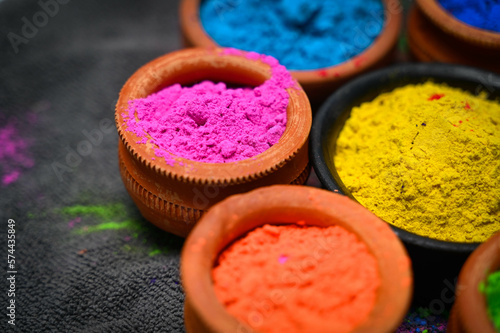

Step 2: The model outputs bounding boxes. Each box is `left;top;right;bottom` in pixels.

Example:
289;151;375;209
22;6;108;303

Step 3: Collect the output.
179;0;403;107
310;63;500;304
115;48;311;237
181;185;412;333
408;2;500;73
448;232;500;333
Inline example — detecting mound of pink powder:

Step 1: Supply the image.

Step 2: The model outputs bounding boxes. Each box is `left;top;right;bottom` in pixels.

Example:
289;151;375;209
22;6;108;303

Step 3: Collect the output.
123;50;297;164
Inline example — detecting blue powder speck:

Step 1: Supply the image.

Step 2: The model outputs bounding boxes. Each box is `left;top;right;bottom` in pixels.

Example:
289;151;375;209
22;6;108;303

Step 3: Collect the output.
200;0;384;70
439;0;500;32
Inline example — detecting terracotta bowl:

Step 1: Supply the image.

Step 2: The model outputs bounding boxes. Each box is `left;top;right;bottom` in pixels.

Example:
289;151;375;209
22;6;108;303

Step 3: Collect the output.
115;48;312;237
408;2;500;73
310;63;500;305
416;0;500;49
448;232;500;333
179;0;403;108
181;185;412;333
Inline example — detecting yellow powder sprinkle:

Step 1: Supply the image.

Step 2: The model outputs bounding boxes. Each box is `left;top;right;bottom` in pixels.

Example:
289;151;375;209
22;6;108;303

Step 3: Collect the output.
334;81;500;243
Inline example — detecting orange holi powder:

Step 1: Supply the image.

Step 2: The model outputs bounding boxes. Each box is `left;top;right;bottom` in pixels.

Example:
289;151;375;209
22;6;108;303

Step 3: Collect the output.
212;224;380;333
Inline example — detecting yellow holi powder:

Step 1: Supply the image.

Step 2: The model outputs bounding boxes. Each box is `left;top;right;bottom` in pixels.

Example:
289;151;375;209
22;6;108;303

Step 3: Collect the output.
334;81;500;243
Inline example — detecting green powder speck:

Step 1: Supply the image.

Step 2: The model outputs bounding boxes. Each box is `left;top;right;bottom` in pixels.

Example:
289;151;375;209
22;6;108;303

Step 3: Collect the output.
417;307;431;318
73;220;143;235
60;202;180;257
61;203;127;221
482;270;500;331
148;249;162;257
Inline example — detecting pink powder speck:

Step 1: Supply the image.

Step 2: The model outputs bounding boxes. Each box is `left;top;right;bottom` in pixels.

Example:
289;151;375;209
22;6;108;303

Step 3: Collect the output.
0;119;34;186
278;254;288;264
2;171;20;185
68;217;82;229
123;50;297;163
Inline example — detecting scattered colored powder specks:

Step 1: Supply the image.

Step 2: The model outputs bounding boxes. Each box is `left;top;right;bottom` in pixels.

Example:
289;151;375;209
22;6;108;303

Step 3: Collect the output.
123;50;295;164
0;118;34;186
480;270;500;331
61;203;183;257
396;307;447;333
200;0;384;70
212;224;380;333
439;0;500;32
61;204;144;235
67;217;82;229
334;81;500;243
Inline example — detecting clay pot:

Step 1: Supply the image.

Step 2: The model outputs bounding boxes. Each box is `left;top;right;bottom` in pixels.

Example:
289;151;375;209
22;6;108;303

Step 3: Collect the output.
310;63;500;305
179;0;403;108
181;185;412;333
115;48;311;237
448;232;500;333
408;1;500;73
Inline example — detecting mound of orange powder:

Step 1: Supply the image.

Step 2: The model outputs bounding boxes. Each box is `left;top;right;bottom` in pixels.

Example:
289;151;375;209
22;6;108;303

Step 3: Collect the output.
212;224;380;333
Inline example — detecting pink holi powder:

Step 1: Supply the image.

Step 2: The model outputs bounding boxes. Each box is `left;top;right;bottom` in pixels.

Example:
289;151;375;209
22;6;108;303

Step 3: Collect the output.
123;51;297;163
0;119;34;186
3;171;21;186
278;254;288;264
68;217;82;229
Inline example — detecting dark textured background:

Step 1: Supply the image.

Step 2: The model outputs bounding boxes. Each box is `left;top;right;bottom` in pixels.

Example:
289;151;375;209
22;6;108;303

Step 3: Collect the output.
1;1;186;332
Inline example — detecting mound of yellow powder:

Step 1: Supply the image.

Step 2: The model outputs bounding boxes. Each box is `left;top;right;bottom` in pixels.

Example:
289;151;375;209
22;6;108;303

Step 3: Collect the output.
334;81;500;243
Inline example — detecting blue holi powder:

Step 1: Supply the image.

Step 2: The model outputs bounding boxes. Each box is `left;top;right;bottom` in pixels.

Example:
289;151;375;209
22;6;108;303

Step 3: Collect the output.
439;0;500;32
200;0;384;70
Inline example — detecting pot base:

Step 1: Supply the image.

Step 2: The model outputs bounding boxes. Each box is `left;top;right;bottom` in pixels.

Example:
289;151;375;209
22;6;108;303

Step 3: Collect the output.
119;140;311;237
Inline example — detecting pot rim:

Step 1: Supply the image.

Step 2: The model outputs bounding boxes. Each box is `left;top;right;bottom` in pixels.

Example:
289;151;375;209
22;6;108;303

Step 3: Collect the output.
181;185;413;333
115;47;311;185
179;0;403;85
310;62;500;252
416;0;500;49
453;232;500;333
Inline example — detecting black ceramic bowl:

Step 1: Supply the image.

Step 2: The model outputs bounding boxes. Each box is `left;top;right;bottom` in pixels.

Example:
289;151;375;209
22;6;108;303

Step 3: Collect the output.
311;63;500;306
